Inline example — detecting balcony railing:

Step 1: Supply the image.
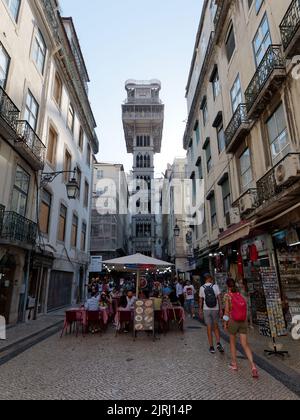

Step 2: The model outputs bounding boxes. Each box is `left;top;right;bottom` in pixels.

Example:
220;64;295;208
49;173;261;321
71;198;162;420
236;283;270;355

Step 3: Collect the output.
0;85;20;131
122;111;164;120
0;211;37;245
257;153;300;205
15;121;46;168
280;0;300;54
124;98;162;105
245;45;286;117
225;104;251;153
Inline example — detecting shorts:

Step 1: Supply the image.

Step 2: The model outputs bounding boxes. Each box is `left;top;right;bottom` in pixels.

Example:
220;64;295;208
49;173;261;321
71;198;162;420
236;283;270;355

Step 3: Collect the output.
204;310;219;327
185;299;195;310
228;320;248;335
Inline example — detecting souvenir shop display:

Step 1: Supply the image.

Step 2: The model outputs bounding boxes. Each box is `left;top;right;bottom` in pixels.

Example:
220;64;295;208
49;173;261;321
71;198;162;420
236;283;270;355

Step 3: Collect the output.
260;268;288;358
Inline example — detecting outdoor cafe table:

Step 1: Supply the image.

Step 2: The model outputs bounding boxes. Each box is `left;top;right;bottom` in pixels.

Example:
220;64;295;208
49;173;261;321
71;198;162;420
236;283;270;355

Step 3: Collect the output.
64;308;110;332
115;306;185;332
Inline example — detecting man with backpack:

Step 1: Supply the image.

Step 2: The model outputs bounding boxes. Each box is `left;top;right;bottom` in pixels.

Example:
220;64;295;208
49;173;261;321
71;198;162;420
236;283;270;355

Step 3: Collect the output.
199;273;224;354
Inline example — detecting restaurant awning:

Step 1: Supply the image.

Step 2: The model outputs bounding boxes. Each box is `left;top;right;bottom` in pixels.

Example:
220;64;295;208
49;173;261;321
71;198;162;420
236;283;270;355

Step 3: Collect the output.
219;222;253;248
103;253;174;270
103;254;174;296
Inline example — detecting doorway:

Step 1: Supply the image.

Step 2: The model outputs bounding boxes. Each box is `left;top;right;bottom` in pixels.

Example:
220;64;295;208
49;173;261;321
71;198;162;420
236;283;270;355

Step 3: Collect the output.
0;254;16;324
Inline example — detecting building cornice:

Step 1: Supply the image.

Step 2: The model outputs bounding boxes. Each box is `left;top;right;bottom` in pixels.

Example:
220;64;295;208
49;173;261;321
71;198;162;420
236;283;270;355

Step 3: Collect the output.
38;0;99;154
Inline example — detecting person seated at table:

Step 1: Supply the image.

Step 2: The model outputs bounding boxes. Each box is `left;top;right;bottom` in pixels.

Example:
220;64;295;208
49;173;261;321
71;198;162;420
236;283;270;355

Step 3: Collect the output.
162;281;172;297
99;293;109;309
161;295;173;309
85;292;100;311
116;295;131;333
140;290;150;300
118;295;129;311
126;291;137;310
152;291;162;311
169;290;181;306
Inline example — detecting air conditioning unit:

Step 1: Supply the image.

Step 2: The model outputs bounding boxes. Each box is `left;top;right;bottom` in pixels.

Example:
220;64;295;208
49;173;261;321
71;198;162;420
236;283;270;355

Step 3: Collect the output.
226;208;240;227
275;155;300;187
239;193;256;214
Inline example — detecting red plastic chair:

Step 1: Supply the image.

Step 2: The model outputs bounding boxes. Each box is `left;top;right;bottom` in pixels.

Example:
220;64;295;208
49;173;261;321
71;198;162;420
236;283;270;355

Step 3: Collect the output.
167;308;184;332
115;310;133;336
87;311;102;334
75;310;86;337
61;311;77;338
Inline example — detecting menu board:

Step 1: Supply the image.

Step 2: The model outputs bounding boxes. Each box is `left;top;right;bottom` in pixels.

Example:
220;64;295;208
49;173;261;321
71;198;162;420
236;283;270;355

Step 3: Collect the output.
134;300;154;332
260;268;286;338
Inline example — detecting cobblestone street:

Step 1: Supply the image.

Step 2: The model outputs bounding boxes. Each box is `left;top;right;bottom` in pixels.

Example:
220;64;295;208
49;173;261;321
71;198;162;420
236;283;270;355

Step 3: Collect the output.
0;319;298;401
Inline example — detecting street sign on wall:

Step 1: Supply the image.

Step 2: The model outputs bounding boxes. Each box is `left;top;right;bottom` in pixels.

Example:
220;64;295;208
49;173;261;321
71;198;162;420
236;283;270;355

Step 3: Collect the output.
89;256;103;273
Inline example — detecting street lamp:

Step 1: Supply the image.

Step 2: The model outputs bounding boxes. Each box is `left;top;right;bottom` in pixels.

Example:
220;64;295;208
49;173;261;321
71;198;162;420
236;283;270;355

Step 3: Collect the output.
41;167;80;200
174;224;180;237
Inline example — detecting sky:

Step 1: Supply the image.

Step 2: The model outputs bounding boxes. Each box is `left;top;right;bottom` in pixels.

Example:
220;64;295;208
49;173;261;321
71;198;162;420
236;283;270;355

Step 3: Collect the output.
60;0;203;176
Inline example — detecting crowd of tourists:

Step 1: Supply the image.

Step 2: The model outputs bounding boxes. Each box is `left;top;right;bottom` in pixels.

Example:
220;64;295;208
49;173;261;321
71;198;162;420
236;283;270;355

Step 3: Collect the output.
85;273;259;379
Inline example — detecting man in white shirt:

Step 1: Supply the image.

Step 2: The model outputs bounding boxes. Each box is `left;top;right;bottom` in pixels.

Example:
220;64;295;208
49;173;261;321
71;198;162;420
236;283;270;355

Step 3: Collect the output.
126;291;137;310
183;281;196;318
85;293;100;311
199;274;224;354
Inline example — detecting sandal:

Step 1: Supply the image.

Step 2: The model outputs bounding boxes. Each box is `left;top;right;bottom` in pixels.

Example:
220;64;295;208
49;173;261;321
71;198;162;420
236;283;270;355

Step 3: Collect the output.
229;363;238;372
252;367;259;379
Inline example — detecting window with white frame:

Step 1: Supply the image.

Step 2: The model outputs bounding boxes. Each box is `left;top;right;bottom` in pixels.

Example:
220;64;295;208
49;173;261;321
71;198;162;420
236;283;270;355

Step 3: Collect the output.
253;13;271;67
0;43;10;88
231;75;242;113
217;123;226;154
210;194;217;229
239;148;253;191
11;166;30;217
212;69;221;99
24;91;39;130
32;29;47;74
267;103;290;163
67;104;75;133
4;0;20;22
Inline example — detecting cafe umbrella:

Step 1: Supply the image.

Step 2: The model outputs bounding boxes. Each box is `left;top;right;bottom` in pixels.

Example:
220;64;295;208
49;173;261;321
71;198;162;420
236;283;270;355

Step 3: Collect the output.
103;253;174;296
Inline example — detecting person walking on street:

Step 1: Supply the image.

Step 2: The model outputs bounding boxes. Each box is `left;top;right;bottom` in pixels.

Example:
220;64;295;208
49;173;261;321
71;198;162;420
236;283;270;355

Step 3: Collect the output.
223;278;259;379
176;279;185;308
199;274;224;354
183;280;196;318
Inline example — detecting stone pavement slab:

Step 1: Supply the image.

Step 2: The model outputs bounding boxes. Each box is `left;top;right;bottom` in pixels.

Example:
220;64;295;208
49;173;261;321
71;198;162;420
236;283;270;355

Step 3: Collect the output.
0;310;66;352
0;319;298;400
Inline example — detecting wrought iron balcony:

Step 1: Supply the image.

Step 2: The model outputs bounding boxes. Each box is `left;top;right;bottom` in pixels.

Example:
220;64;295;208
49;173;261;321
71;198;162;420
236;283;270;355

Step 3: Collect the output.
245;45;286;119
225;104;251;153
280;0;300;57
15;121;46;171
257;153;300;206
0;85;20;134
0;211;37;246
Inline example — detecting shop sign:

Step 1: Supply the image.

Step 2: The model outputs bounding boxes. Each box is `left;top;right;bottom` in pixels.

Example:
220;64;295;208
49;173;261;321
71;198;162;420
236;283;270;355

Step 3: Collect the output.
89;256;103;273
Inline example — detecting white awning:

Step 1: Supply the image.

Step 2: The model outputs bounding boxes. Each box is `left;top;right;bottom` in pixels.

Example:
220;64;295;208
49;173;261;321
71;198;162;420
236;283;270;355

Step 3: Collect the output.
219;224;251;248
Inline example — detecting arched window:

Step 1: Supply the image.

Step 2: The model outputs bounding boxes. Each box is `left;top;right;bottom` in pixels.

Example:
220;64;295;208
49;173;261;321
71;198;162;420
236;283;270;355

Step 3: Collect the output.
137;154;142;168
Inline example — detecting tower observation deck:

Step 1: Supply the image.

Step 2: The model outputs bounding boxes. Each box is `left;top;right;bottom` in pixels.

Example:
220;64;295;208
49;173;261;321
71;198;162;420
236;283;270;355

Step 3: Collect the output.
122;80;164;257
